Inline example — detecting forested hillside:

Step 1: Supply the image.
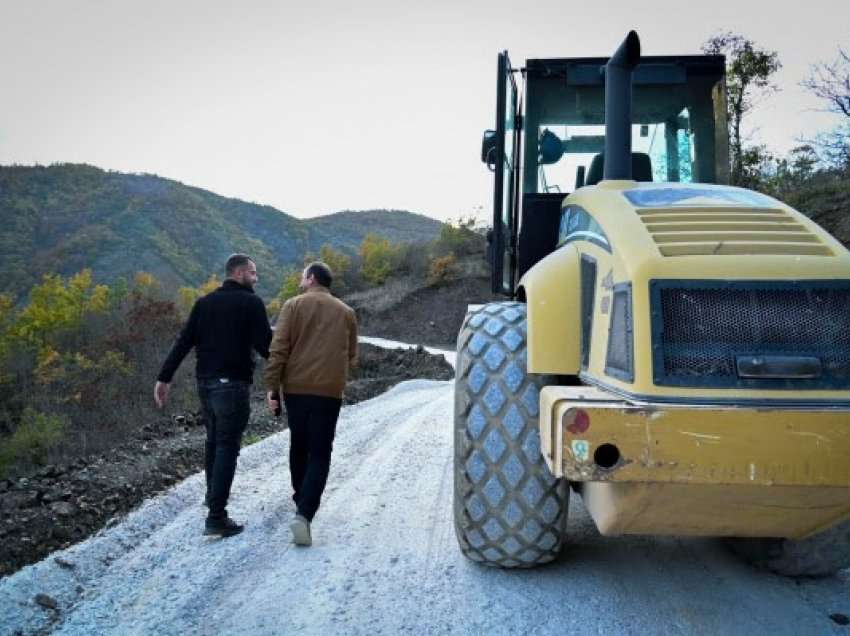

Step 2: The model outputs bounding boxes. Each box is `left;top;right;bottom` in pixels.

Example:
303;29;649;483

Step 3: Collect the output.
0;164;442;298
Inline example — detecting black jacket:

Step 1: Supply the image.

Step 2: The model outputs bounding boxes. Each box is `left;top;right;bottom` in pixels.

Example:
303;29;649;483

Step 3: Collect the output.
157;280;272;383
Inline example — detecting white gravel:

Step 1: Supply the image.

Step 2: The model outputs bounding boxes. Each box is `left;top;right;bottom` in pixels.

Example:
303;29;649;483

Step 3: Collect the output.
2;358;849;634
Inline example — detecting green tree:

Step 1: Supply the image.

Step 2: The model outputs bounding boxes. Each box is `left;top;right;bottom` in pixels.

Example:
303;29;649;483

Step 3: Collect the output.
13;270;111;349
434;216;482;257
279;269;301;300
703;33;782;186
736;144;777;191
109;277;129;308
177;274;221;315
319;244;352;291
359;234;399;285
0;294;14;364
267;268;303;317
68;269;109;318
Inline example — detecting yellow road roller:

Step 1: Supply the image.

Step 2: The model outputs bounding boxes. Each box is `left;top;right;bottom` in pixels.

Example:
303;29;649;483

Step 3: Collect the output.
454;31;850;576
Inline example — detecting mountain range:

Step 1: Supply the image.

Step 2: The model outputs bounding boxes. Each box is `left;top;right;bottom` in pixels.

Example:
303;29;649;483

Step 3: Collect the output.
0;164;443;298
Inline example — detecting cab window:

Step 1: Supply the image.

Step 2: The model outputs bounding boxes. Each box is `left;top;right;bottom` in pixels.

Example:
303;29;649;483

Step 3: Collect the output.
558;205;610;251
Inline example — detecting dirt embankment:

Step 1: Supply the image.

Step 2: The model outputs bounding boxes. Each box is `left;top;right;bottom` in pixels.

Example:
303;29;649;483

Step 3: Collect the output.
349;274;495;348
0;344;453;578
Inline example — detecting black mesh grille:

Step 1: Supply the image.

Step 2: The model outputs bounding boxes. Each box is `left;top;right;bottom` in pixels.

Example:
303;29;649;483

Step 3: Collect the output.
606;286;633;381
653;282;850;388
580;257;596;369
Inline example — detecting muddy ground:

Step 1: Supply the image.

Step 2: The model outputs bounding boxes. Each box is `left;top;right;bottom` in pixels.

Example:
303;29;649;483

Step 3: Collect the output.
0;343;453;578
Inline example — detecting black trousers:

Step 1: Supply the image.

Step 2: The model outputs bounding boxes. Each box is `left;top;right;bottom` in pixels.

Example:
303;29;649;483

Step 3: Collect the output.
283;393;342;522
197;378;250;518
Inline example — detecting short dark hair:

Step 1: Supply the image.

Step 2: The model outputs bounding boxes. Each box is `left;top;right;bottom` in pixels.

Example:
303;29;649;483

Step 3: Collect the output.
305;261;333;288
225;253;254;276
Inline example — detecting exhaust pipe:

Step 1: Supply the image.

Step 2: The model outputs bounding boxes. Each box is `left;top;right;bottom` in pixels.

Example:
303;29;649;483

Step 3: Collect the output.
603;31;641;181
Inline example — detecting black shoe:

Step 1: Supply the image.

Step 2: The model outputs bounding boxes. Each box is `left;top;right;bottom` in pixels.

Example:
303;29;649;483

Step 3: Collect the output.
204;516;244;537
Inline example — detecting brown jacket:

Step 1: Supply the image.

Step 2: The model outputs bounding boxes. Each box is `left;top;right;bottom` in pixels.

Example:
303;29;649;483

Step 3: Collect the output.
264;286;358;399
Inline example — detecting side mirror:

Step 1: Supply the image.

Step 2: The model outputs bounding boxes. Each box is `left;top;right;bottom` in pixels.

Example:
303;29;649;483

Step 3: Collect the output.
481;130;497;171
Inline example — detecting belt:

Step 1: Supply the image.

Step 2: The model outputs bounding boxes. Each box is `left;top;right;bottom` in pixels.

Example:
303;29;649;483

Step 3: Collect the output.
199;377;248;386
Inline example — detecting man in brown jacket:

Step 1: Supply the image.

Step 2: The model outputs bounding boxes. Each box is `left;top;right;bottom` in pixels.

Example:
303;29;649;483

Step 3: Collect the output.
265;261;358;546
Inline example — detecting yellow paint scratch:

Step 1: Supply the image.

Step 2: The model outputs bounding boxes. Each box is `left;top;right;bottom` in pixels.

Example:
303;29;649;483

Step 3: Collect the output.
681;431;721;442
790;431;832;444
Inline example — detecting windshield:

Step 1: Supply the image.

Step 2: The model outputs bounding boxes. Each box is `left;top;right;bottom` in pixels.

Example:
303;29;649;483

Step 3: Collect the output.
537;109;699;193
522;57;728;195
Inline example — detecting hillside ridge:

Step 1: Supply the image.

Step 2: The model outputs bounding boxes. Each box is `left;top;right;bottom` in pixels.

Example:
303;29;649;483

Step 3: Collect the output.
0;163;443;298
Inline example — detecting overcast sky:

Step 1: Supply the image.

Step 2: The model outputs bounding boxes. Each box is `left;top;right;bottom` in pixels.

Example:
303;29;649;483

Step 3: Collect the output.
1;0;848;222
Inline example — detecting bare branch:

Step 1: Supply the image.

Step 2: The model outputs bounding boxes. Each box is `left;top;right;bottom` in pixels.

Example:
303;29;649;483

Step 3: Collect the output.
801;47;850;119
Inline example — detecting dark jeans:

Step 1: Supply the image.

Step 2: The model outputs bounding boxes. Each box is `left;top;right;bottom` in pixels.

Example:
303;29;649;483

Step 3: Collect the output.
197;378;251;518
284;393;342;522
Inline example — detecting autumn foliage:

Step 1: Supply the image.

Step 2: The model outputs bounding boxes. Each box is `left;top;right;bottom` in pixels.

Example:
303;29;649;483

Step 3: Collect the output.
0;270;196;477
0;219;485;477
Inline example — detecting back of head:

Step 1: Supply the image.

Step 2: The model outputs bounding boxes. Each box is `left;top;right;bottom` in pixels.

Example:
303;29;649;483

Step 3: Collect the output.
305;261;333;288
225;253;254;277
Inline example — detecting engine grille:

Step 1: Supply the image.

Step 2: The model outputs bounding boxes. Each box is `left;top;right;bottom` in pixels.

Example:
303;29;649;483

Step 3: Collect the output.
650;281;850;388
636;206;833;257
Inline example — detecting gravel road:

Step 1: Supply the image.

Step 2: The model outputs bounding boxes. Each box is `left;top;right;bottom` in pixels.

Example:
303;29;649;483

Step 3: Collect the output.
2;377;848;635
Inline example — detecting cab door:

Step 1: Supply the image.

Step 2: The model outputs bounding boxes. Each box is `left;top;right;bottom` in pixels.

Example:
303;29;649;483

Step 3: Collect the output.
490;51;521;295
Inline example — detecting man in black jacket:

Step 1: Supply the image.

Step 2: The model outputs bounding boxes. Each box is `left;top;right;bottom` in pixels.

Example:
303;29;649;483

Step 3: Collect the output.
154;254;272;537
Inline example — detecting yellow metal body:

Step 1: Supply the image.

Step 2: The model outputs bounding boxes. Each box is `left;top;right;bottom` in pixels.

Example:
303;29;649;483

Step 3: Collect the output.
524;243;581;375
521;180;850;402
540;385;850;538
519;179;850;538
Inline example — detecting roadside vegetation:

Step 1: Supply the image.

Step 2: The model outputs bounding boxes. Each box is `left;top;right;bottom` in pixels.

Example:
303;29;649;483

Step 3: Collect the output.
266;216;485;315
0;219;484;480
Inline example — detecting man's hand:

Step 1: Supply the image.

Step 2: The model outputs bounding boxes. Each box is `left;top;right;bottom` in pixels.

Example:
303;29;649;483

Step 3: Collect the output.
154;381;171;409
266;391;281;417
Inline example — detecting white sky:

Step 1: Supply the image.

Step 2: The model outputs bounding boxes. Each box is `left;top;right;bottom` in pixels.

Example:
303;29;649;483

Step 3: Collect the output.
1;0;848;222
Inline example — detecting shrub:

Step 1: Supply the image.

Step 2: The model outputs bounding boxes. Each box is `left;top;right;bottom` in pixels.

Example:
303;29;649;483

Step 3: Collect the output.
0;408;66;478
279;269;302;301
433;217;483;257
359;234;400;285
428;254;457;285
396;241;430;280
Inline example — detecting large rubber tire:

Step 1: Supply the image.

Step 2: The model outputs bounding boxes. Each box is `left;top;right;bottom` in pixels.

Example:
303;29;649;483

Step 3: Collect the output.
727;519;850;577
453;301;568;567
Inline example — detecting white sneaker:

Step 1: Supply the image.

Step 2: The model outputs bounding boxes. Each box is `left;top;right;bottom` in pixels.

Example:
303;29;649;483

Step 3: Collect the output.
290;514;312;546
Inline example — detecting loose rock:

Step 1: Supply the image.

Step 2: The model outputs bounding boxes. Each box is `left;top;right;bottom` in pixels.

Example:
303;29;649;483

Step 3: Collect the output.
34;593;58;610
50;502;77;517
54;556;76;569
830;613;850;626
